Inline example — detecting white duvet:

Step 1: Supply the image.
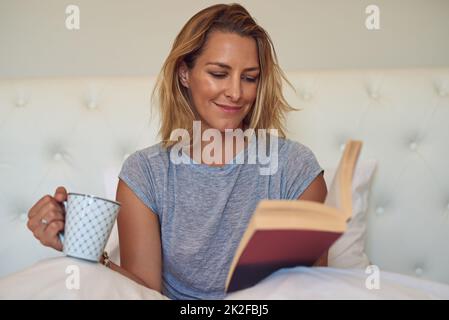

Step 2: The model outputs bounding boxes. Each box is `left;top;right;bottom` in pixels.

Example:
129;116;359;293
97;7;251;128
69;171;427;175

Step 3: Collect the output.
0;257;448;300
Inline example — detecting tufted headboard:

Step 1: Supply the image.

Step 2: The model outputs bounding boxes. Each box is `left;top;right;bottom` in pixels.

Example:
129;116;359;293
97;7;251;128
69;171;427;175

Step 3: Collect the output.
1;69;448;285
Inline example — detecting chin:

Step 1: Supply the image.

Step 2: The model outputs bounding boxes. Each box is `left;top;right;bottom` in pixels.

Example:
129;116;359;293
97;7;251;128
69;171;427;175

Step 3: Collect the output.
214;122;244;133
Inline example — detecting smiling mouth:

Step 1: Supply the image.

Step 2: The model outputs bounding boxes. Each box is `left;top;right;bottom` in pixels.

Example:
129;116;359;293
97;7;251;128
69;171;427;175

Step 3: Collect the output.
214;102;243;113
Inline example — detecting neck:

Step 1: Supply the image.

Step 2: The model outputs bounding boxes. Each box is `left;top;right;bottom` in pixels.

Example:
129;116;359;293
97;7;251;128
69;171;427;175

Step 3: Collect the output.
188;122;250;166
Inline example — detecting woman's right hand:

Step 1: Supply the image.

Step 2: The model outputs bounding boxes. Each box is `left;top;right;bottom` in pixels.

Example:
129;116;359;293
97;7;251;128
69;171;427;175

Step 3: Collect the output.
27;186;67;251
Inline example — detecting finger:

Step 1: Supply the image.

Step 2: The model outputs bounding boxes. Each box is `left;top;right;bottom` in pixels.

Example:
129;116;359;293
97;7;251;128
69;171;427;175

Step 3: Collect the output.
27;198;55;231
28;203;65;232
54;186;68;203
43;208;65;225
33;221;48;243
28;195;53;219
36;219;64;250
45;220;64;251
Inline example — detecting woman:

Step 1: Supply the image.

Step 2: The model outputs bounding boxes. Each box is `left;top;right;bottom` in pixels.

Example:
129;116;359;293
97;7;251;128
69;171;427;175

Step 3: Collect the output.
27;3;327;300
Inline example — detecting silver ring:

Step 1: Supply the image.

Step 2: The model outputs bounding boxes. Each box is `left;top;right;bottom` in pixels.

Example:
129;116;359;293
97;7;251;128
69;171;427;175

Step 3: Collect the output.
40;218;49;225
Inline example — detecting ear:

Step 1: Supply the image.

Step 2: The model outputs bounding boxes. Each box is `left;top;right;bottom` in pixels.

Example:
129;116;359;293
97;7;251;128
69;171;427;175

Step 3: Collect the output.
178;61;190;88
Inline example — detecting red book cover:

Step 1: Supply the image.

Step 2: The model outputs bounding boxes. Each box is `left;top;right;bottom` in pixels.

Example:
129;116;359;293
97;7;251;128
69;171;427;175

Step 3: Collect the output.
226;229;342;293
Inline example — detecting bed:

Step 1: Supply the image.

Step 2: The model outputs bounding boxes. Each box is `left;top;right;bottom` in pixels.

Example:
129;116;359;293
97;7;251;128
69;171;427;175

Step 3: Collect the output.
0;69;448;299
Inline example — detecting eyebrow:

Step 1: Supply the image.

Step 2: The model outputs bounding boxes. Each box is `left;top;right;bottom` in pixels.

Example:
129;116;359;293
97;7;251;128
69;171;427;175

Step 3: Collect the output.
206;62;260;72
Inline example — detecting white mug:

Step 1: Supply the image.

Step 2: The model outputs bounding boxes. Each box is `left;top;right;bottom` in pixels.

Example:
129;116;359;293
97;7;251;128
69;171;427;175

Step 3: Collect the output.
59;193;120;262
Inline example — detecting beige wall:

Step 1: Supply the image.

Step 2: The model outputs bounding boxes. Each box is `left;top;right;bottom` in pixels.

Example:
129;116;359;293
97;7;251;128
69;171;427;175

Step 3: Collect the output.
1;0;448;78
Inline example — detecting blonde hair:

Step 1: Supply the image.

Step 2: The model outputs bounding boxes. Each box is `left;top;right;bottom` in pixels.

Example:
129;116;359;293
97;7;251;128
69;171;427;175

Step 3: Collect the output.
151;3;297;148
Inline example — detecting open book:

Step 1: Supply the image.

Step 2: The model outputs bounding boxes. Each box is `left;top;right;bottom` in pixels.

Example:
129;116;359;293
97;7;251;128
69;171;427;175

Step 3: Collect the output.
225;140;363;293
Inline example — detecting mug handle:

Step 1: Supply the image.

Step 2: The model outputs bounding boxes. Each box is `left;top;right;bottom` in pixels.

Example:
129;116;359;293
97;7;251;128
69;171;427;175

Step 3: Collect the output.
58;200;68;244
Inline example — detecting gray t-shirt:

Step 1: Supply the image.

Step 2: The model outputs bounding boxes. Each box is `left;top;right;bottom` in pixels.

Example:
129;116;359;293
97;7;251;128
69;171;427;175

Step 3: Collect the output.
118;135;323;300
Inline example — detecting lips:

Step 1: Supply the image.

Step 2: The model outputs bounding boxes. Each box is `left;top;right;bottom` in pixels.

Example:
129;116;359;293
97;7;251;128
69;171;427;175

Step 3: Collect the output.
215;103;243;108
214;102;243;113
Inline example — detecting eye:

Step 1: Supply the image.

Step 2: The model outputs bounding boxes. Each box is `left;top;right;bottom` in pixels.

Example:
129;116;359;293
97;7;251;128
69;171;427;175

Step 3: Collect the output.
244;76;258;83
210;72;226;78
209;72;259;83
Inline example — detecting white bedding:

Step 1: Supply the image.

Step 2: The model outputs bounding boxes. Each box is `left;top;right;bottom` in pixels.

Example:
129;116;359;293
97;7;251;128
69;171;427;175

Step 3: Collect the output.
0;257;168;300
225;266;449;300
1;257;448;300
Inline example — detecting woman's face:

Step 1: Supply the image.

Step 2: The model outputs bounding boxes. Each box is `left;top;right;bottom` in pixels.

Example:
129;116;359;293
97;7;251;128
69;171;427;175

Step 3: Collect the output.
179;31;260;132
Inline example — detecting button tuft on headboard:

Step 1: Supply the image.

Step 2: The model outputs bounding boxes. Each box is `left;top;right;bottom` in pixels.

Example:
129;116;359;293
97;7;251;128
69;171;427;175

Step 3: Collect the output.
16;98;27;107
301;92;312;101
375;206;385;215
53;153;63;161
409;142;418;151
15;88;29;107
369;91;380;100
415;267;424;277
87;100;97;109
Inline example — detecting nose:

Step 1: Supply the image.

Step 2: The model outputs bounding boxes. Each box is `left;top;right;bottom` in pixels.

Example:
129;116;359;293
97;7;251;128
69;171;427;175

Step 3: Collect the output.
225;75;242;102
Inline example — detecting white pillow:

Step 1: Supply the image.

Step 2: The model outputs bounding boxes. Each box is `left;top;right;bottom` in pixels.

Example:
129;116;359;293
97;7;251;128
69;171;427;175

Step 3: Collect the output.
325;159;378;269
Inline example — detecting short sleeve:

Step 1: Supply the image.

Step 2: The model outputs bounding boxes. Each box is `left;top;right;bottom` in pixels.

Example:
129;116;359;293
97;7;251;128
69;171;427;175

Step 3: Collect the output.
281;141;324;200
118;151;159;216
